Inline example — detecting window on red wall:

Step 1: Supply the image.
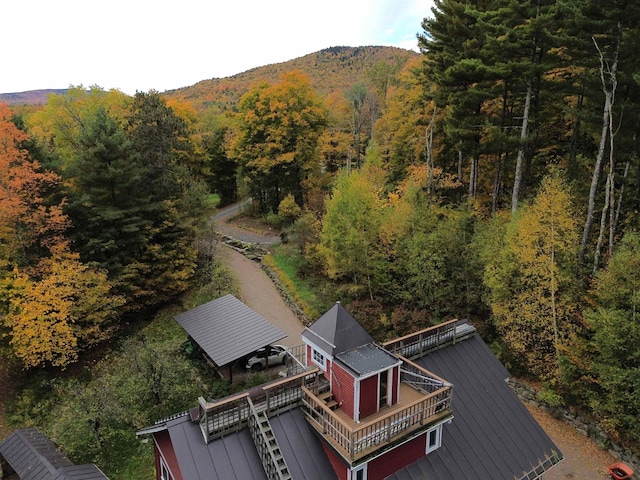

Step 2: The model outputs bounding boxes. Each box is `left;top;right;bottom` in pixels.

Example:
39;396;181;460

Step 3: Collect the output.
312;349;326;370
160;459;170;480
426;425;442;453
352;462;367;480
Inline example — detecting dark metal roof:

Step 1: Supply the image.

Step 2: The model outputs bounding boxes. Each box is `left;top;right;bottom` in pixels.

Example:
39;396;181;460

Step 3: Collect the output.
335;343;399;377
387;334;563;480
0;429;108;480
175;294;286;366
161;409;336;480
56;465;111;480
166;415;267;480
270;409;338;480
302;302;373;356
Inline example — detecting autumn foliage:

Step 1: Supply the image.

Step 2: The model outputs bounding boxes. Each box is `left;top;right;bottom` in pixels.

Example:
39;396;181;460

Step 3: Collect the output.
0;103;68;268
0;102;127;368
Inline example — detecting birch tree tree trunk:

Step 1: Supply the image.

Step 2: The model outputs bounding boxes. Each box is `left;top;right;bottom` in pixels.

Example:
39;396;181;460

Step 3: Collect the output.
611;161;630;257
512;80;533;213
579;26;621;265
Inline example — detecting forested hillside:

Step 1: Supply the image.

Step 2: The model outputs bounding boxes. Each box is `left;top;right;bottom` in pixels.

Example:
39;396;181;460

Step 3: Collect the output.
165;46;418;112
2;1;640;474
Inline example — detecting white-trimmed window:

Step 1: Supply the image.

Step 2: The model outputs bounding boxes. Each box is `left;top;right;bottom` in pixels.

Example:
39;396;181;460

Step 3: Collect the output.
160;459;170;480
426;425;442;453
351;463;367;480
312;348;326;370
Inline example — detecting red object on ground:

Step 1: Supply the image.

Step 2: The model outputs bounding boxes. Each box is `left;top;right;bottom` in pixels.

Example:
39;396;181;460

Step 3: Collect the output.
608;462;634;480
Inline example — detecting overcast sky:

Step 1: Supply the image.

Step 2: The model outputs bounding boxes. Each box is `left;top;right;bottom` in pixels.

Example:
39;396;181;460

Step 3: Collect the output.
2;0;434;96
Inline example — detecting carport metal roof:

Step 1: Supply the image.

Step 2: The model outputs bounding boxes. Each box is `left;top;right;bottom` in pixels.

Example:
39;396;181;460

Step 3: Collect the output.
175;294;286;366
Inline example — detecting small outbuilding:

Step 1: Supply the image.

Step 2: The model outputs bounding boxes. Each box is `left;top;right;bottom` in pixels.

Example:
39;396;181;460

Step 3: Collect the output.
175;294;286;381
0;428;109;480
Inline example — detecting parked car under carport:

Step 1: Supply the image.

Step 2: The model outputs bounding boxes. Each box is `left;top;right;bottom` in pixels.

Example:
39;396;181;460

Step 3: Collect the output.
246;345;288;371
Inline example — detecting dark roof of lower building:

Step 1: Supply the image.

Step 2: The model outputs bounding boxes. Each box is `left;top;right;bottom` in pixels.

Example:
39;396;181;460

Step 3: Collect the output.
165;414;266;480
269;409;337;480
174;294;286;366
302;302;374;356
0;428;109;480
160;409;336;480
387;334;562;480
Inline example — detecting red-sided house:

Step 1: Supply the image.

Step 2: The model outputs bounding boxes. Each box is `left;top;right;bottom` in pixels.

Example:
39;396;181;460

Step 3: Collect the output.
300;302;451;480
138;301;563;480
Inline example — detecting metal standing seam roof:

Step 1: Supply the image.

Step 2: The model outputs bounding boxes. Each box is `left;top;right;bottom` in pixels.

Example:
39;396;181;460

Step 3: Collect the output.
335;343;400;377
387;334;563;480
161;408;337;480
174;294;286;366
166;415;267;480
0;428;109;480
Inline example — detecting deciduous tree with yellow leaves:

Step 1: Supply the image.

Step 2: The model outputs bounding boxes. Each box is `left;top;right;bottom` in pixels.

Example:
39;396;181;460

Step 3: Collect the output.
484;173;582;381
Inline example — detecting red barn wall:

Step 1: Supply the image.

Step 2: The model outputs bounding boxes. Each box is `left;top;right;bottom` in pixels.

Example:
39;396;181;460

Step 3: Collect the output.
359;375;378;419
306;345;312;367
391;365;400;405
332;362;355;419
321;443;348;480
366;432;427;480
153;430;183;480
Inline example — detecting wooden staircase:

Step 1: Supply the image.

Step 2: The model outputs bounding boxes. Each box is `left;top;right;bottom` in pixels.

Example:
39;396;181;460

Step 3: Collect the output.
247;398;291;480
318;389;338;410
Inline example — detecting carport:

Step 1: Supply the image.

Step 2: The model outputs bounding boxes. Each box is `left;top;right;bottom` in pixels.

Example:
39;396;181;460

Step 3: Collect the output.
175;294;286;382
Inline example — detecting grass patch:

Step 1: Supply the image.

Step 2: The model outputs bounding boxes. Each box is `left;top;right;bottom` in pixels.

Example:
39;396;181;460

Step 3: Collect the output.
265;244;333;319
205;193;220;210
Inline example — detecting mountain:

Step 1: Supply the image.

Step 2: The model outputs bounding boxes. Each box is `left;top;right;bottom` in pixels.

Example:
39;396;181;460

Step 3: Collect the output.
0;89;68;106
165;46;419;112
0;47;418;111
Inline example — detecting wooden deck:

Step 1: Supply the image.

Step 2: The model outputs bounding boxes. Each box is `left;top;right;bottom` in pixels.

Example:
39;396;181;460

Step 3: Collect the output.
332;383;425;428
302;377;453;463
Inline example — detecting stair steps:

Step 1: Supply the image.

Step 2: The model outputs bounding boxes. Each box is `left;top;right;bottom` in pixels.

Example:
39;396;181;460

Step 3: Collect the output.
248;401;291;480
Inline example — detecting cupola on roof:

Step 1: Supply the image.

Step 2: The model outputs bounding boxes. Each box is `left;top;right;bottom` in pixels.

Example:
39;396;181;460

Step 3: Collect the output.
302;302;374;356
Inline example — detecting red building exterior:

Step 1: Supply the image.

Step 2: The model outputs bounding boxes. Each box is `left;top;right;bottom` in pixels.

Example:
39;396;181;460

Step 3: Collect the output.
139;299;562;480
301;302;450;480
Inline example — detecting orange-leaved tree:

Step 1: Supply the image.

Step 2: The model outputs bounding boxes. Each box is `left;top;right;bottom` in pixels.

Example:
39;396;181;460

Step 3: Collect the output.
231;71;328;213
1;102;124;368
0;102;69;268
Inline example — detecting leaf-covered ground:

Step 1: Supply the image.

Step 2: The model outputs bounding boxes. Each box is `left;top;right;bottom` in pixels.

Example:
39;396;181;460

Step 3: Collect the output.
525;403;617;479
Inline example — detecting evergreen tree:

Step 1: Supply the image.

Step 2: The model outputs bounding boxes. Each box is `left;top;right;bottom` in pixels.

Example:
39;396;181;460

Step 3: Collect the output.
203;116;237;206
420;0;495;199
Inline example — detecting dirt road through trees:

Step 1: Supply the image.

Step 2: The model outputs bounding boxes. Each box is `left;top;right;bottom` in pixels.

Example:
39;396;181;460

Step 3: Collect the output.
217;244;304;347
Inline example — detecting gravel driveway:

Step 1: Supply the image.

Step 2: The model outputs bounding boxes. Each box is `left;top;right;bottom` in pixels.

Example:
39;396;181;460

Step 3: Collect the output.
217;244;303;348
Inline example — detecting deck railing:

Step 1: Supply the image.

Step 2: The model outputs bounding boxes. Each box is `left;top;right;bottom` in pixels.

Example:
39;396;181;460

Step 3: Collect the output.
199;368;323;443
383;319;474;360
198;392;251;443
284;344;309;377
301;363;453;462
401;357;453;393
